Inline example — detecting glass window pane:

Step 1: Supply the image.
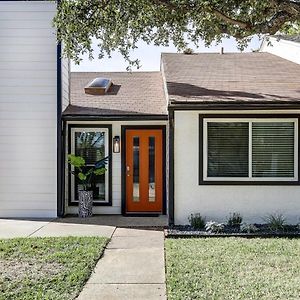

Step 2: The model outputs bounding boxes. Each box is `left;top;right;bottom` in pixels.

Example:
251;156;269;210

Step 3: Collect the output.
207;122;249;177
133;137;140;202
252;122;294;177
149;137;155;202
75;131;105;164
73;130;106;202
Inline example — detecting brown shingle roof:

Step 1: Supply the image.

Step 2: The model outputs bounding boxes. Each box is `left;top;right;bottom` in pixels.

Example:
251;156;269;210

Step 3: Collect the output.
162;52;300;106
64;72;167;116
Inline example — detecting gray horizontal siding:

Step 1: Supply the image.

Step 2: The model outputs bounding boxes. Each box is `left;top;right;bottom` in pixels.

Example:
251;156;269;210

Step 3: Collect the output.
0;1;57;218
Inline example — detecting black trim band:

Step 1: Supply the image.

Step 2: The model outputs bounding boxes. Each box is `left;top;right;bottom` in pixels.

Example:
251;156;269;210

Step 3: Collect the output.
169;103;300;111
168;111;175;225
57;42;64;217
63;115;168;121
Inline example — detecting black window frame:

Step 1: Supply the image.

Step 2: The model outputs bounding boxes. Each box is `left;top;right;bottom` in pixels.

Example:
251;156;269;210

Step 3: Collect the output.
199;114;300;185
68;124;112;206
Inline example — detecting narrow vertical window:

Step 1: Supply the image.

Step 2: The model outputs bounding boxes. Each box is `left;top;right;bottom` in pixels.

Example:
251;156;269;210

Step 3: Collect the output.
149;137;155;202
71;127;110;204
133;137;140;202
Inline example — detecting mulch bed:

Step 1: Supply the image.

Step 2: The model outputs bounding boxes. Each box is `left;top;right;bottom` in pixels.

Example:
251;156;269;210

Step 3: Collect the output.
165;224;300;238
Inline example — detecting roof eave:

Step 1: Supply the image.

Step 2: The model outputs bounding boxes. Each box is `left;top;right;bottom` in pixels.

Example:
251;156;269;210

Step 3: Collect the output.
62;114;169;121
168;101;300;111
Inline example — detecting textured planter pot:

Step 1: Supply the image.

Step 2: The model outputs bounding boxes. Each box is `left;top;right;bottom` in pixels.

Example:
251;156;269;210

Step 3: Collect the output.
78;190;93;218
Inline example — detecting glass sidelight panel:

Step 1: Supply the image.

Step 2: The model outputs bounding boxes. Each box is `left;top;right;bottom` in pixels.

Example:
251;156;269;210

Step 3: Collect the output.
149;137;155;202
133;137;140;202
74;130;106;201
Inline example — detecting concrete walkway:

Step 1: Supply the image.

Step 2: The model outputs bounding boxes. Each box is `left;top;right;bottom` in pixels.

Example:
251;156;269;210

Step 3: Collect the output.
0;215;168;239
77;228;166;300
0;217;167;299
0;218;115;238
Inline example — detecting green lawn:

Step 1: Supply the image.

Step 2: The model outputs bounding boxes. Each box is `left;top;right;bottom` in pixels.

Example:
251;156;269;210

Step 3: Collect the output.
165;238;300;300
0;236;108;300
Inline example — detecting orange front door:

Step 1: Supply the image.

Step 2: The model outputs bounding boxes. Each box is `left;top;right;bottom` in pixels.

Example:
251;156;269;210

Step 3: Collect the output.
125;129;163;213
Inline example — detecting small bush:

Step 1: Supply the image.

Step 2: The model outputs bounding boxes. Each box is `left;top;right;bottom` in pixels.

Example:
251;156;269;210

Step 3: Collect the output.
240;223;259;233
205;221;225;233
265;214;286;232
227;212;243;227
188;213;206;230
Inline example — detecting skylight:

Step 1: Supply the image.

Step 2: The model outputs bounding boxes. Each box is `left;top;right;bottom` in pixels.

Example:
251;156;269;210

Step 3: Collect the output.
84;78;113;95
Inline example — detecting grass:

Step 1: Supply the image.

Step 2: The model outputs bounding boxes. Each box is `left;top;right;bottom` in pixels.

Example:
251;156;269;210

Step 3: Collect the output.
0;236;109;300
165;238;300;300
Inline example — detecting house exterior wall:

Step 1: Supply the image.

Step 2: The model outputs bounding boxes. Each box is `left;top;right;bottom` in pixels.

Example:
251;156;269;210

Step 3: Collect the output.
260;37;300;65
61;47;70;111
0;1;58;218
174;110;300;225
65;120;168;215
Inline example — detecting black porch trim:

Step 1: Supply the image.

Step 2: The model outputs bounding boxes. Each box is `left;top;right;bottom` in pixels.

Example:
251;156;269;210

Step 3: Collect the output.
67;124;113;206
62;114;168;121
199;113;300;186
121;125;167;216
168;110;175;225
169;102;300;111
56;42;64;217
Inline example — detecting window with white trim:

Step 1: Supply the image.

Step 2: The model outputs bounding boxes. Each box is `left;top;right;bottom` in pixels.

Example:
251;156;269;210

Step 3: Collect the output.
70;127;110;203
202;118;298;182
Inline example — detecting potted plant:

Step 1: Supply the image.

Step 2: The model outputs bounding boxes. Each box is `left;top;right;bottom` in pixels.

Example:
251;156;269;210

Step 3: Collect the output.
68;154;108;218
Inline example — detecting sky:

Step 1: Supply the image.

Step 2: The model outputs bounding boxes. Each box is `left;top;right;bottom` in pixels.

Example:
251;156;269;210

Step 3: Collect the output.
71;36;261;72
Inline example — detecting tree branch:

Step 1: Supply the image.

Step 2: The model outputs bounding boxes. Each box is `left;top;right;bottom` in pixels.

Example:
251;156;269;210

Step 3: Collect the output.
212;8;251;29
151;0;251;28
270;0;300;15
256;11;292;34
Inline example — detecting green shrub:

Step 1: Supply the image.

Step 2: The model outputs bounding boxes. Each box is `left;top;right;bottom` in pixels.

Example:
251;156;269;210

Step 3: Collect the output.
188;213;206;230
265;214;286;232
227;212;243;227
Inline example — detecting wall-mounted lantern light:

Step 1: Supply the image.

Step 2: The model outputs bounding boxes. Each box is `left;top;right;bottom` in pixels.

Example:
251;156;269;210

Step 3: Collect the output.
113;136;120;153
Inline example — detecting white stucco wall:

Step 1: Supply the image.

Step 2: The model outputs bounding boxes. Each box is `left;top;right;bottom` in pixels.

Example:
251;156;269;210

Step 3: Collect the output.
65;120;168;215
0;1;57;218
260;37;300;65
174;110;300;225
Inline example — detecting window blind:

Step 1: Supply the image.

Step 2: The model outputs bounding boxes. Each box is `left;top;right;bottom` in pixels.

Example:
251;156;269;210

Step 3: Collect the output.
75;132;105;165
207;122;249;177
252;122;294;178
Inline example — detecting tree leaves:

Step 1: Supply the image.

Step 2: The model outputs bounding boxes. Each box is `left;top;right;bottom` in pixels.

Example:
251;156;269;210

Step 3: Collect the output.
54;0;300;68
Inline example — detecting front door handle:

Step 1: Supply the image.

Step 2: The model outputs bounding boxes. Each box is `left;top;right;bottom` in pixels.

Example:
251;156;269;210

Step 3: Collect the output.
126;166;130;176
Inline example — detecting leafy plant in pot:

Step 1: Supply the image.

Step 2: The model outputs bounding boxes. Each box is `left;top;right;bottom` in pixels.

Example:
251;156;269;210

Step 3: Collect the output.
68;154;108;218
